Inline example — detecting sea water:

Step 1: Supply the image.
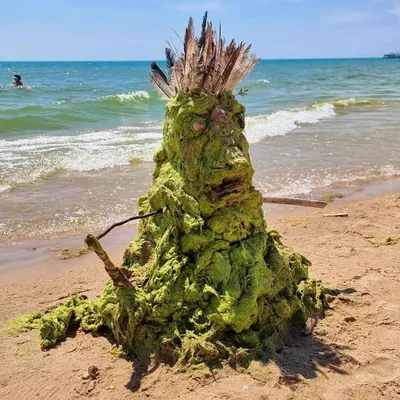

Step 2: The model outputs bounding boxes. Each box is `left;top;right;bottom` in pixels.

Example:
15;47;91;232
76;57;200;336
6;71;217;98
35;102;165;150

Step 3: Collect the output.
1;59;399;241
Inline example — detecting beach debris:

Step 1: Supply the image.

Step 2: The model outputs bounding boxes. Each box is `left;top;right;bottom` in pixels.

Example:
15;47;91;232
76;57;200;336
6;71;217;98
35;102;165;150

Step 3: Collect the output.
87;365;100;380
27;12;327;371
129;157;142;166
57;246;92;259
84;234;133;289
318;192;344;203
82;210;161;285
322;213;349;218
1;312;44;336
301;317;318;336
263;196;327;208
365;236;399;246
96;210;161;240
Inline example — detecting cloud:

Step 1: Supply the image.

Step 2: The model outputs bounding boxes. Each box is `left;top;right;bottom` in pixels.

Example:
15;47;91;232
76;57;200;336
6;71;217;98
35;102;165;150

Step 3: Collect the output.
171;0;227;11
328;10;374;24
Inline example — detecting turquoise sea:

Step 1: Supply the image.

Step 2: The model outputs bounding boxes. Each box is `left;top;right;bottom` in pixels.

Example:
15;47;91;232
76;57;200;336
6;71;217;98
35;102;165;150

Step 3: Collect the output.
1;59;400;242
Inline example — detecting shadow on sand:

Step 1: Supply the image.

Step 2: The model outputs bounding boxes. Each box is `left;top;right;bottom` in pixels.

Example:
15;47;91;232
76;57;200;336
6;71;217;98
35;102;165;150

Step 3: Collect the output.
124;286;358;392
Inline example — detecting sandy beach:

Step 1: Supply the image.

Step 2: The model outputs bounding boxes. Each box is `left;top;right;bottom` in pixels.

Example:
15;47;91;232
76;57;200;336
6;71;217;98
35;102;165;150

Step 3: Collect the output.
0;189;399;400
2;3;400;399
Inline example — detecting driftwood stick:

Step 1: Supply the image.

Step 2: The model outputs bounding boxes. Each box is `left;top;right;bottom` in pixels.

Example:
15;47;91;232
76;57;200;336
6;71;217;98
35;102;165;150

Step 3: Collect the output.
322;213;349;218
97;210;161;240
84;211;160;289
85;234;134;289
263;197;327;209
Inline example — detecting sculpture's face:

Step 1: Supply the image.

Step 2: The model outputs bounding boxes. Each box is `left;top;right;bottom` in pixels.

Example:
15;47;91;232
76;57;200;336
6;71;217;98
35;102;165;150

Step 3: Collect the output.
164;92;254;204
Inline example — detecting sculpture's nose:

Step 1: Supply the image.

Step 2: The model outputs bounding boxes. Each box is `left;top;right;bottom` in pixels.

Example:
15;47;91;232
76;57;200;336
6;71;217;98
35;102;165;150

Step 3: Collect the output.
211;106;230;124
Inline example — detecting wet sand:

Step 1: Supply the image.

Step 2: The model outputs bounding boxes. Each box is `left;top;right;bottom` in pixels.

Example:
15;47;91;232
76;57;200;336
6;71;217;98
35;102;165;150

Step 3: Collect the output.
0;189;399;399
2;175;400;273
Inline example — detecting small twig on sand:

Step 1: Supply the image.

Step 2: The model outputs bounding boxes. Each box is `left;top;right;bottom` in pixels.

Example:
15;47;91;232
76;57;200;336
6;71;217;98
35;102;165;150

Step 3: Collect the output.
322;213;349;218
263;197;327;209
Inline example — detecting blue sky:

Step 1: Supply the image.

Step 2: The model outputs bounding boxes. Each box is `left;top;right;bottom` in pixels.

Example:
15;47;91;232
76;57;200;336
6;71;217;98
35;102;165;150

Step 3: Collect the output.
1;0;399;60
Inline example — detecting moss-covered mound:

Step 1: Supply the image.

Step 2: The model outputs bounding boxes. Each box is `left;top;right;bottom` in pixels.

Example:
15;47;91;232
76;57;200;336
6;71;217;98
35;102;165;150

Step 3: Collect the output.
34;92;325;367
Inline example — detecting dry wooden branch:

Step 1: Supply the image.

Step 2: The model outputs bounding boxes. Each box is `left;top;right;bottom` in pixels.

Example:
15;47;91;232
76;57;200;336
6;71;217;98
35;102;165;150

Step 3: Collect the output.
84;211;161;289
322;213;349;218
85;234;134;289
263;197;327;209
97;210;162;240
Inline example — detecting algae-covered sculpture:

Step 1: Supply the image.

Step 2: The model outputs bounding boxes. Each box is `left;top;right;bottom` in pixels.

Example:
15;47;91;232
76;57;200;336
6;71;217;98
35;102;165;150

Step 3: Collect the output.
37;13;325;367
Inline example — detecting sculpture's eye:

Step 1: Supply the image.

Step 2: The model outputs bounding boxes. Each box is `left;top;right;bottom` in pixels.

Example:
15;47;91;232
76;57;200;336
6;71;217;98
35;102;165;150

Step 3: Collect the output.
192;120;206;133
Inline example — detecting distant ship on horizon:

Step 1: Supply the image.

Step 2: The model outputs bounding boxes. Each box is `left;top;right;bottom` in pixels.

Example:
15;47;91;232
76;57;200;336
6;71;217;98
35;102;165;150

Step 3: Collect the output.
383;52;400;58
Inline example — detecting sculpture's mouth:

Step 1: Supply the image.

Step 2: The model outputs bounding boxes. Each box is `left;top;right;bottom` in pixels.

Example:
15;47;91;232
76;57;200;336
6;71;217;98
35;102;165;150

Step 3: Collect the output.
209;179;244;202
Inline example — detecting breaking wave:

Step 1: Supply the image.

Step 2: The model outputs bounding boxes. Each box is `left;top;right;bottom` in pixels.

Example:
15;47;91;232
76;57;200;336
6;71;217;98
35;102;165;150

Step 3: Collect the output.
100;90;151;103
0;125;163;191
255;79;270;84
245;103;336;143
320;98;385;108
257;164;400;198
245;97;389;144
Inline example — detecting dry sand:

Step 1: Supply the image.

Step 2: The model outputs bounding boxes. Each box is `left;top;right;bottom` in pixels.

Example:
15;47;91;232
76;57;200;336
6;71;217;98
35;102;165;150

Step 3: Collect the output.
0;192;399;400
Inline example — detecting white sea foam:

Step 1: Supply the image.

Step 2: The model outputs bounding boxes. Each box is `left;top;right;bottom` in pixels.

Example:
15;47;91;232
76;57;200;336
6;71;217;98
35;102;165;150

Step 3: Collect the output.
255;79;270;84
0;184;11;193
379;164;400;176
105;91;150;102
256;164;400;198
317;98;385;108
0;125;163;187
245;103;336;143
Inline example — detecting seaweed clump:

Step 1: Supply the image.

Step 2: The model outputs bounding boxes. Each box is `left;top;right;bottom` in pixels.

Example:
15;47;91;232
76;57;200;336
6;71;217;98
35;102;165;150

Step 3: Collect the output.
28;14;326;368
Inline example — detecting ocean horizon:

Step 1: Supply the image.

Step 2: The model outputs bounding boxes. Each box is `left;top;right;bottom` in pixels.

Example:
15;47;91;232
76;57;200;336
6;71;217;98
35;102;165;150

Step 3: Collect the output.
0;57;391;62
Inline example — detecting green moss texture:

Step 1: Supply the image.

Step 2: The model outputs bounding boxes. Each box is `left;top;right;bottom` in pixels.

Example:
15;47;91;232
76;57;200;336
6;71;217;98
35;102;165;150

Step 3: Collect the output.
33;92;325;367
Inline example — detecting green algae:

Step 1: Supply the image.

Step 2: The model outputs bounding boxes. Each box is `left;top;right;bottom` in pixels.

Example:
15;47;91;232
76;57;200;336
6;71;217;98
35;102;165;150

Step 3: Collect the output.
365;236;399;246
319;192;344;203
284;216;311;225
57;246;92;259
109;345;128;358
129;157;142;167
1;312;44;337
34;295;102;348
28;92;325;367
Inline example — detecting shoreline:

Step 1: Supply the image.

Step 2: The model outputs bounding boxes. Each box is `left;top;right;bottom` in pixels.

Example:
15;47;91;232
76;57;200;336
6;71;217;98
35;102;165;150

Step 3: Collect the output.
1;175;399;285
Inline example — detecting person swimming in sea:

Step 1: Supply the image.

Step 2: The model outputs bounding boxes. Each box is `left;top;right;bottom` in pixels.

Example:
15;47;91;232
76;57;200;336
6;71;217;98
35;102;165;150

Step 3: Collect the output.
13;75;23;86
